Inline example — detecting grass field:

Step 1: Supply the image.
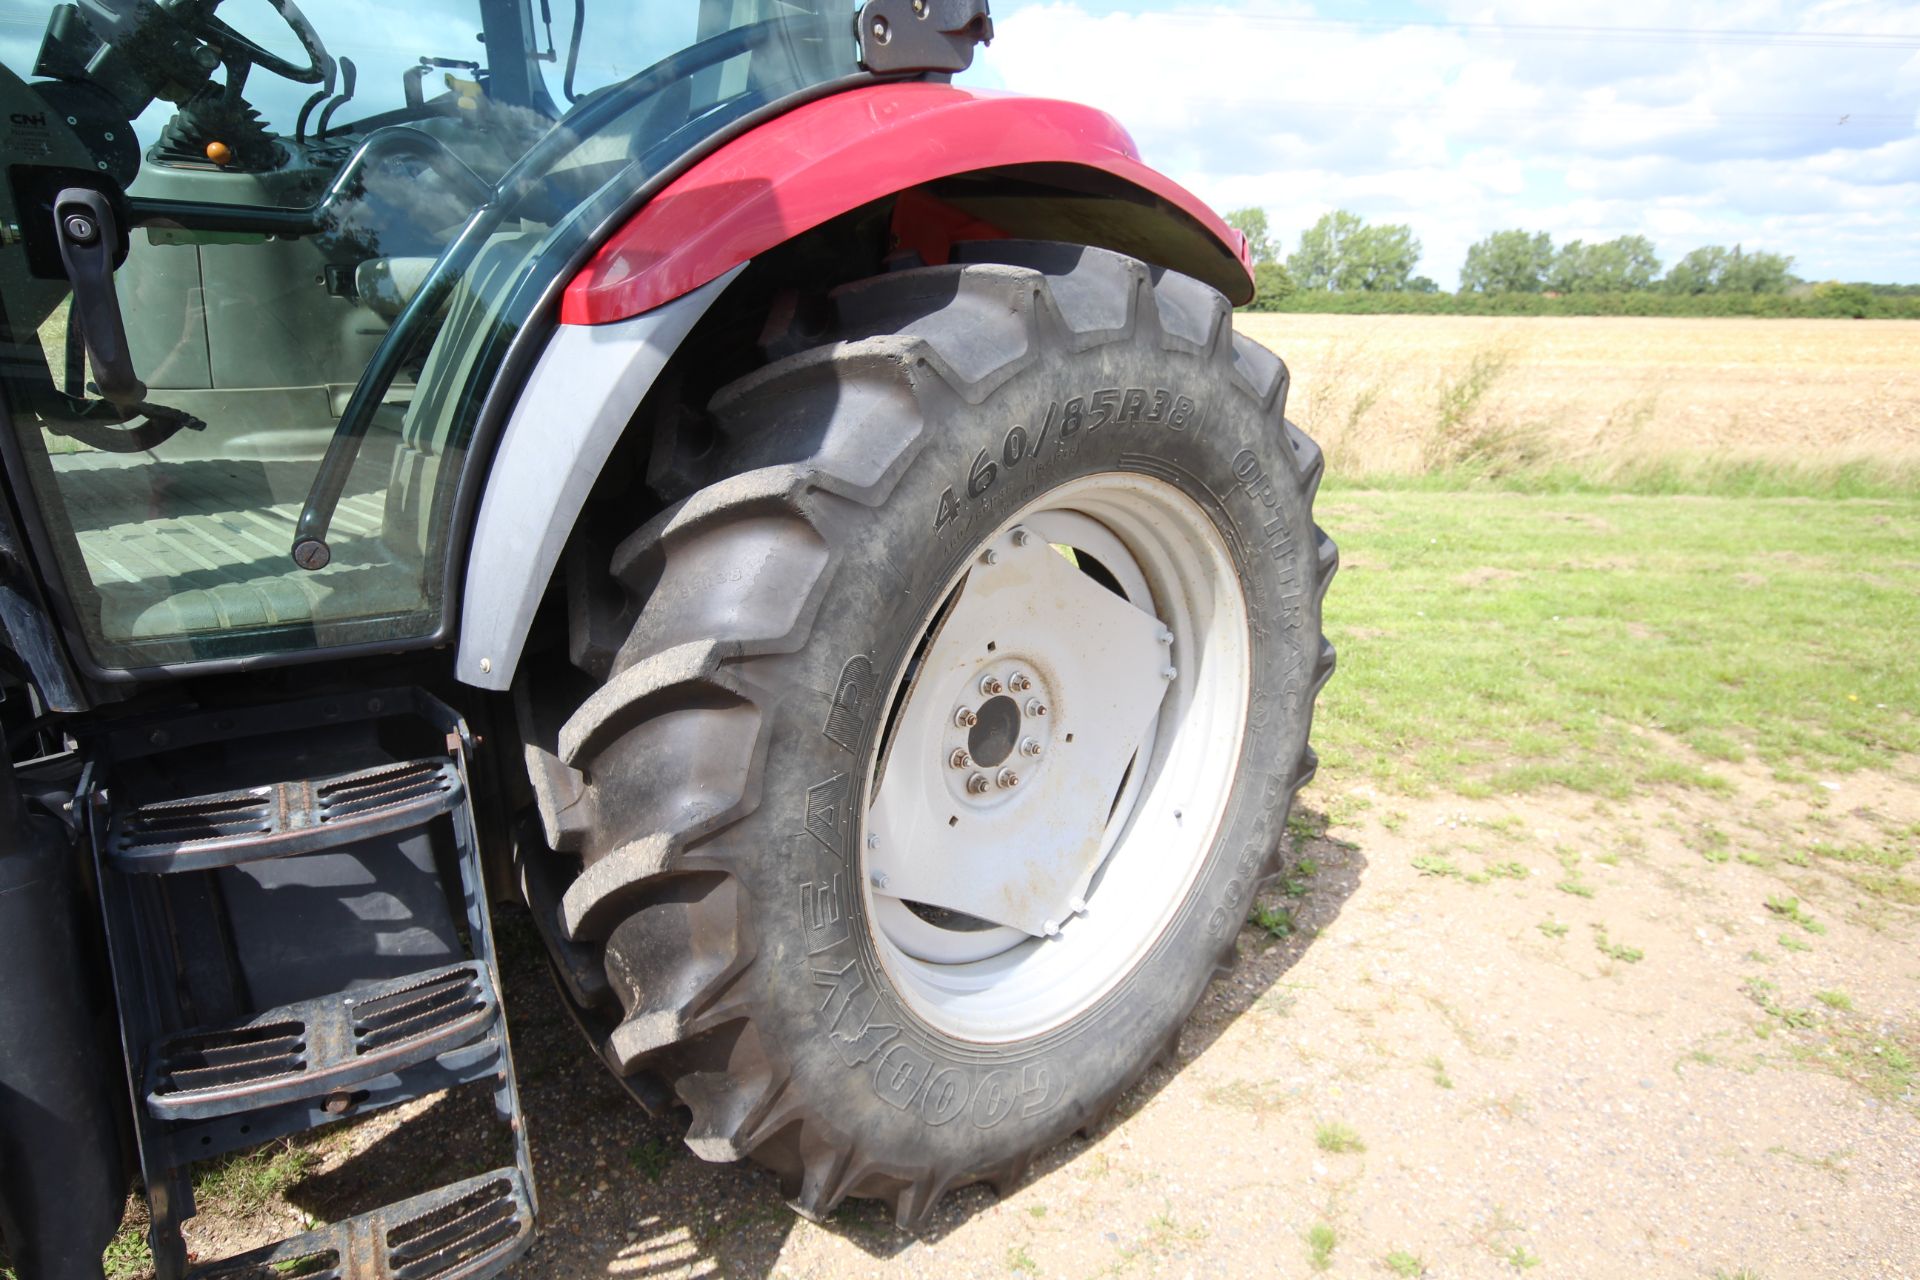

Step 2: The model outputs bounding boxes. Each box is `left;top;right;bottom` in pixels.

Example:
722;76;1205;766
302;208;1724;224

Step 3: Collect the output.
1315;489;1920;800
1235;313;1920;496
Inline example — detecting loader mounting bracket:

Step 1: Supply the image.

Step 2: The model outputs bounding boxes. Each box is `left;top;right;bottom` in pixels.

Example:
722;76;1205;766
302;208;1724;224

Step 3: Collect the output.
857;0;992;74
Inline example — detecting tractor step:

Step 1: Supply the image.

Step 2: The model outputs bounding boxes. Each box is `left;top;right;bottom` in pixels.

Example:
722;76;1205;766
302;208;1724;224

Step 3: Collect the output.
85;689;538;1280
108;755;464;873
147;961;498;1121
185;1168;534;1280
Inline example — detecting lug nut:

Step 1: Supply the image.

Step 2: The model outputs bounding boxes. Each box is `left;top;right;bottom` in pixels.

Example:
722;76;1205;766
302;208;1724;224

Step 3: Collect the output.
966;773;991;795
997;769;1020;789
1024;698;1047;717
979;674;1003;696
1012;527;1033;547
1020;738;1042;757
981;548;999;566
1009;672;1032;692
949;748;970;768
954;706;978;728
1162;666;1178;680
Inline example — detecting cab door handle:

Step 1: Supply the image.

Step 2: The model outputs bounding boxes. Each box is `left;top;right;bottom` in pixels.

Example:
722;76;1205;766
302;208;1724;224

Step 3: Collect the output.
52;187;146;411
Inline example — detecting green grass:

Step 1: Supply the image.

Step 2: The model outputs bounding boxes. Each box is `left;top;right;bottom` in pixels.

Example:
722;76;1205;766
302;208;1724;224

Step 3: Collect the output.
1306;1222;1338;1271
628;1135;675;1182
1311;490;1920;796
195;1141;321;1217
102;1225;151;1280
1384;1249;1426;1277
1251;903;1296;938
1806;831;1920;903
1314;1121;1365;1154
1764;895;1825;935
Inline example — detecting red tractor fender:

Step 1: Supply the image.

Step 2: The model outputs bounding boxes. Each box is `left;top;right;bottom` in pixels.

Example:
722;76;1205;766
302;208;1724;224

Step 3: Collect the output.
560;82;1253;325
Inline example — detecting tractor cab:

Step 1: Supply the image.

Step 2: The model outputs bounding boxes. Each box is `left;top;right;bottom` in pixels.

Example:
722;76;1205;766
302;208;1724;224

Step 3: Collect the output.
0;0;855;677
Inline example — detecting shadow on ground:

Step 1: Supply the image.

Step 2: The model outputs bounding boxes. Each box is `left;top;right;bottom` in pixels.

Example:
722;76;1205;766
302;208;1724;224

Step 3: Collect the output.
275;806;1367;1279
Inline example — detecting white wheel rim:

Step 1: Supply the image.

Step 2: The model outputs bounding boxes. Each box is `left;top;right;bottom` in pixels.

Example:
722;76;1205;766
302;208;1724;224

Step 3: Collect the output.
861;472;1252;1042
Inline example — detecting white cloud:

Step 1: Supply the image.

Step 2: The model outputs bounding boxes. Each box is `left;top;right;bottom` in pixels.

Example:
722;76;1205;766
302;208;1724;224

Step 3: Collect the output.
967;0;1920;284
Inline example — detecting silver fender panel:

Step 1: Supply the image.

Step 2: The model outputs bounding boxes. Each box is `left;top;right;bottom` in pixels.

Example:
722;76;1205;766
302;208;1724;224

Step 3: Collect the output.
454;265;745;689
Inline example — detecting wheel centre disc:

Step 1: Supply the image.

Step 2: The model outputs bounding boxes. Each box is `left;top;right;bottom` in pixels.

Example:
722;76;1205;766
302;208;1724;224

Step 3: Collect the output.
860;476;1253;1042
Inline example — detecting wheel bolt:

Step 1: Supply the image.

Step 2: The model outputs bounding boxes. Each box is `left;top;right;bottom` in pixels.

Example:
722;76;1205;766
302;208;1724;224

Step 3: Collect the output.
954;707;977;728
997;769;1020;789
1024;698;1047;717
949;749;970;768
1162;666;1177;681
981;548;999;566
1020;737;1041;757
979;674;1003;696
1012;527;1033;547
1009;672;1032;692
966;773;991;795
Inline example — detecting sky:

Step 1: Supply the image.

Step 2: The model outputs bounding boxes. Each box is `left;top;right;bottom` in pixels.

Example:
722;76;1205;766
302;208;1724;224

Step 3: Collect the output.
960;1;1920;287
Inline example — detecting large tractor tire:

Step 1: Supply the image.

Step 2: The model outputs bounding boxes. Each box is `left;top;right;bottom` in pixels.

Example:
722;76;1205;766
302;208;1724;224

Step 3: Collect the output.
545;241;1336;1224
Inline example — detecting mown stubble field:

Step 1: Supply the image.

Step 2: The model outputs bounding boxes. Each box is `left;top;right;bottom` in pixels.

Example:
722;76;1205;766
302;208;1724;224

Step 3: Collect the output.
88;314;1920;1280
1235;313;1920;490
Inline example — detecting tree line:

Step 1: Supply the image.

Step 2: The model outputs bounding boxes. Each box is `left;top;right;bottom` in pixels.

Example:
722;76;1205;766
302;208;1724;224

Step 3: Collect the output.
1226;208;1918;318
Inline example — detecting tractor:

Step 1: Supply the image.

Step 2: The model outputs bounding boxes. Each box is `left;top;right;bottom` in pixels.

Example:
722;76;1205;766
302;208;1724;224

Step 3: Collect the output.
0;1;1335;1276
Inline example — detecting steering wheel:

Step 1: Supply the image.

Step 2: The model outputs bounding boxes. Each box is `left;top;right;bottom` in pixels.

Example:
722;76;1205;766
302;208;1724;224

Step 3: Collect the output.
193;0;332;85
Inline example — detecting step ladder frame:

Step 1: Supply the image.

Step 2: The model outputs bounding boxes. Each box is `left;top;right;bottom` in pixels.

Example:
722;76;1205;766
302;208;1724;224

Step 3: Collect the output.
83;688;538;1280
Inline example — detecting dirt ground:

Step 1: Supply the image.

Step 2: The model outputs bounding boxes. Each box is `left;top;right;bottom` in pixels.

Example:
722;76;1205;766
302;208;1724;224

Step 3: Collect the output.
196;747;1919;1279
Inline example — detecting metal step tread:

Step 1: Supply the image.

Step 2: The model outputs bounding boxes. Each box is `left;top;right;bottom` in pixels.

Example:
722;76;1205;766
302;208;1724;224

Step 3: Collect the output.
147;962;498;1121
185;1167;533;1280
109;754;464;873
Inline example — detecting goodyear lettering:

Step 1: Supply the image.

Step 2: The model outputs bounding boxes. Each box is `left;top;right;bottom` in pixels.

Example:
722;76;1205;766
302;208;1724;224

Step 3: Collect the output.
800;875;849;954
874;1042;933;1109
804;773;850;857
921;1069;969;1125
800;770;1072;1120
824;654;879;751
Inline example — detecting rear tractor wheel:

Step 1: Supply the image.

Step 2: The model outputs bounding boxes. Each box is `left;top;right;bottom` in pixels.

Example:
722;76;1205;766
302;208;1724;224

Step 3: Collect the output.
536;242;1336;1224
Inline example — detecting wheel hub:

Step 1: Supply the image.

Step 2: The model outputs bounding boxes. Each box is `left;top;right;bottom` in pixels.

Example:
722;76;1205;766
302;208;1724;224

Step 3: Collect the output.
866;524;1174;939
962;689;1027;771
